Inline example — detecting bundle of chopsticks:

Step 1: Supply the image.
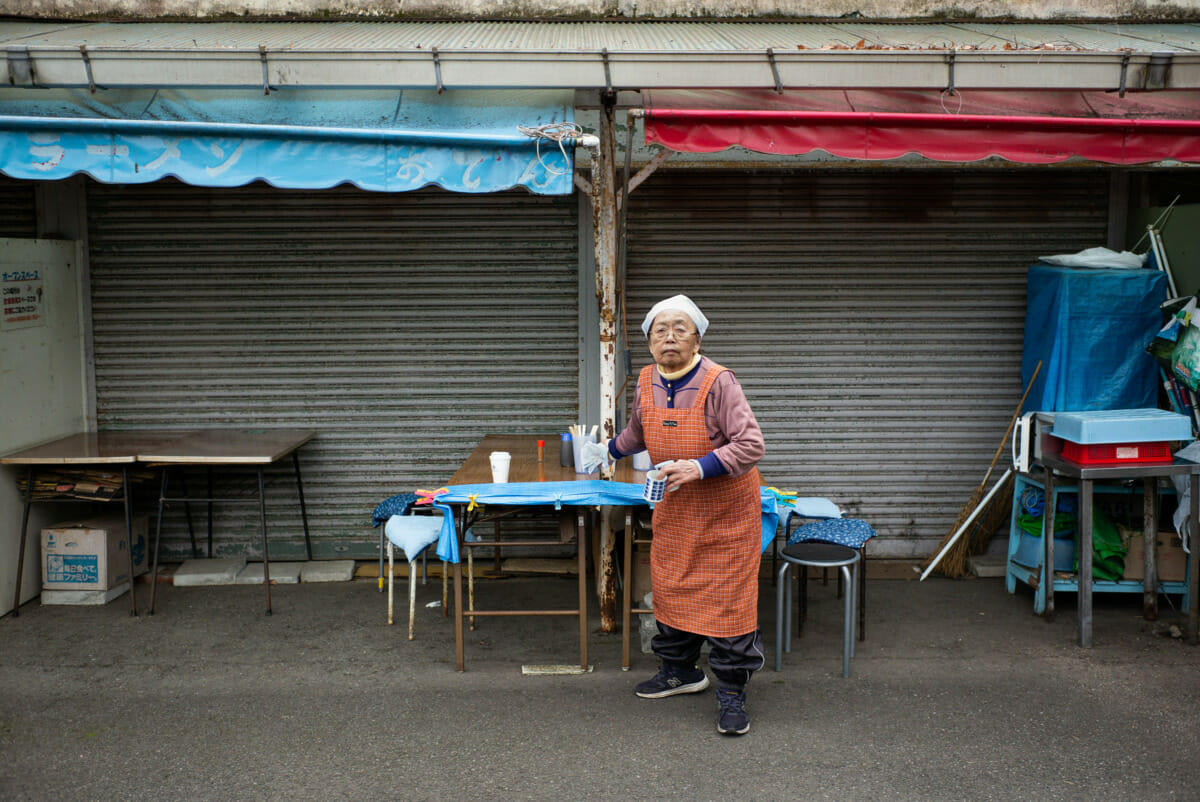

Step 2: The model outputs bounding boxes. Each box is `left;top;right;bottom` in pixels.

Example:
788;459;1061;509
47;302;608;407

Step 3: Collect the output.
568;424;598;441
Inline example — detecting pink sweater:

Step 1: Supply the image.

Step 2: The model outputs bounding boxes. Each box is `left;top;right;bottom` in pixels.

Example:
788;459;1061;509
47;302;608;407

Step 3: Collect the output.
612;355;765;477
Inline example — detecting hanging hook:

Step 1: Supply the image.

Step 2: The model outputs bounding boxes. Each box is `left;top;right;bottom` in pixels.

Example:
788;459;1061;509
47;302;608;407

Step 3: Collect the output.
945;50;957;96
766;48;784;93
79;45;104;94
1118;52;1130;98
258;45;275;95
432;47;445;94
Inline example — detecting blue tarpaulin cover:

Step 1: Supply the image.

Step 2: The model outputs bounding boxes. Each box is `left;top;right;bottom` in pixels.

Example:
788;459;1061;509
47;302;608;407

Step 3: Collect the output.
383;481;782;564
0;87;574;194
1021;263;1168;412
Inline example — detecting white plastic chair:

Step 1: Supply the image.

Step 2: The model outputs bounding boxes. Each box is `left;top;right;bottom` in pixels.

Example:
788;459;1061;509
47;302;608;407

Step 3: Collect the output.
384;512;445;640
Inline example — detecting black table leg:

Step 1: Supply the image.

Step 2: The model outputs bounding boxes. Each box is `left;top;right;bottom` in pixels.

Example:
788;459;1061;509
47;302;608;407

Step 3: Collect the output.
122;466;138;617
206;467;213;558
292;452;312;560
1189;473;1199;645
178;470;198;559
1143;477;1158;621
1079;478;1094;648
258;468;272;616
10;467;34;618
149;468;169;615
1044;471;1056;623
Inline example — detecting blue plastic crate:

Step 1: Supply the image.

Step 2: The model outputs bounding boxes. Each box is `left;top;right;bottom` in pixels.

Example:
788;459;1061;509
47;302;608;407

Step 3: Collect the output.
1050;408;1192;445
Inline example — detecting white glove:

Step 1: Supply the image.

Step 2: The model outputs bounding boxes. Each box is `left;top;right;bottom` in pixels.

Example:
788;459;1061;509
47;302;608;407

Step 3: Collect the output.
579;439;612;473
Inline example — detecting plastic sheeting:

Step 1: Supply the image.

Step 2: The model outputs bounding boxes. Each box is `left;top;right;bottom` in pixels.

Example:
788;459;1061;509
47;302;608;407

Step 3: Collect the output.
0;87;574;194
643;89;1200;165
1021;263;1168;412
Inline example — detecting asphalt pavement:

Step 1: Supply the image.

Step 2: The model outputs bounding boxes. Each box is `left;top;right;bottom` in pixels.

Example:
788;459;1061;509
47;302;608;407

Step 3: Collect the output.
2;568;1198;801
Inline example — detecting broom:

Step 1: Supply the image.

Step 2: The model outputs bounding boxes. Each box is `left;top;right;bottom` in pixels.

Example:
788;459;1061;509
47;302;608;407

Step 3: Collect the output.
922;361;1042;578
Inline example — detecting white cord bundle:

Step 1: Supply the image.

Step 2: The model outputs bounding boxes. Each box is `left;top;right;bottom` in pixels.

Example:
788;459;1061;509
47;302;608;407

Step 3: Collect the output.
517;122;584;176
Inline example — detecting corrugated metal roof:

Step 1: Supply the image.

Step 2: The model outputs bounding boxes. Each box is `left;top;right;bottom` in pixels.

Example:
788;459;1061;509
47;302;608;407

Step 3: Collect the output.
3;19;1199;53
3;20;1199;90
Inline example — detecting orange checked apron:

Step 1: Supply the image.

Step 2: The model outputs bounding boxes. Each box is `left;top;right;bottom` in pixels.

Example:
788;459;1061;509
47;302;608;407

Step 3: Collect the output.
640;363;761;638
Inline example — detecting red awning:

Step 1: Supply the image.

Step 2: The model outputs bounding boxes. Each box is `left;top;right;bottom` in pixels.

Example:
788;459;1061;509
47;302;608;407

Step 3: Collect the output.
643;89;1200;165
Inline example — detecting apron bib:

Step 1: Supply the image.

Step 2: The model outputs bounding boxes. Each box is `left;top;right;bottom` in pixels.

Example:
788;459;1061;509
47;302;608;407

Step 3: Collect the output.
640;363;761;637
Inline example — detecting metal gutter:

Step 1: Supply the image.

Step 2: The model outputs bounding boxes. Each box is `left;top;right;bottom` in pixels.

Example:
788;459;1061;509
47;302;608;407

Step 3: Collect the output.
3;20;1200;91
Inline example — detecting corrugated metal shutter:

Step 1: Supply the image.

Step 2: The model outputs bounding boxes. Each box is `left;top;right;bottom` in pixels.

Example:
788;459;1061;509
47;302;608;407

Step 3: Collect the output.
0;177;36;238
623;168;1109;558
86;179;578;559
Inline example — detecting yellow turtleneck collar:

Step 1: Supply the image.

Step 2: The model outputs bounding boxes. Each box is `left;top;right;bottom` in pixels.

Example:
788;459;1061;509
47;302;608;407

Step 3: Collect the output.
657;353;701;381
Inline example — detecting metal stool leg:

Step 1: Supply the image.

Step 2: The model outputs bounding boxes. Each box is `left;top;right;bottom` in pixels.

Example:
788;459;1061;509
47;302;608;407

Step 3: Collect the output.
841;563;853;678
775;561;791;671
387;541;395;625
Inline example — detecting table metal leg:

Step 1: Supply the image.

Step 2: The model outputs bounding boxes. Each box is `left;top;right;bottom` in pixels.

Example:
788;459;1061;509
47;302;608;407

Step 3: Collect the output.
178;470;198;559
10;467;34;618
122;466;138;617
621;510;632;671
1189;473;1199;645
576;510;588;671
1079;478;1094;648
258;468;272;616
454;513;466;671
1044;471;1056;622
292;452;312;560
206;467;213;558
149;468;169;615
1143;477;1158;621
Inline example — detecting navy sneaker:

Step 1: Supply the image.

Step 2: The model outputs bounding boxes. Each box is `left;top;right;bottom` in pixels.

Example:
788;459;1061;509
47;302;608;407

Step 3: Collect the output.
716;688;750;735
634;663;710;698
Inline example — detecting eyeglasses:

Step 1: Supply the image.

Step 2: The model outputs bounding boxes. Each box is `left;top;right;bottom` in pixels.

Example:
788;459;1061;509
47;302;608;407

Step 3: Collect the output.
649;324;697;340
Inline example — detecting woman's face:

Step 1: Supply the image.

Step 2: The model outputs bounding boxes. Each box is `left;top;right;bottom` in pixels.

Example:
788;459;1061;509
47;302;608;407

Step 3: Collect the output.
648;311;700;372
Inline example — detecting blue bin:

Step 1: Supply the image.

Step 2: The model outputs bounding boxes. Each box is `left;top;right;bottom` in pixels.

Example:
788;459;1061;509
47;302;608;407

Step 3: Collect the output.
1011;532;1076;572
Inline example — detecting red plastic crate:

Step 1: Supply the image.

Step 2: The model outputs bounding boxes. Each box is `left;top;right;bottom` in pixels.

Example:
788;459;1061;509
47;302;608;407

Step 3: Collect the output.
1060;440;1173;466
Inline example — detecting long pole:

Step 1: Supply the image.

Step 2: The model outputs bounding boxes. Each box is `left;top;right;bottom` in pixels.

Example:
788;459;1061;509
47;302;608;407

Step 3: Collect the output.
920;469;1013;581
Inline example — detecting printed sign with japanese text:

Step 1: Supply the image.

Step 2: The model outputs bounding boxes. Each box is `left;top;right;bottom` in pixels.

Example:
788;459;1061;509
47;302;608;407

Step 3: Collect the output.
1;268;45;330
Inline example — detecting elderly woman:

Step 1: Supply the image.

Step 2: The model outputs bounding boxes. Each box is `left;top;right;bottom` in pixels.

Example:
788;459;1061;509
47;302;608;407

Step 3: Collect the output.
605;294;766;737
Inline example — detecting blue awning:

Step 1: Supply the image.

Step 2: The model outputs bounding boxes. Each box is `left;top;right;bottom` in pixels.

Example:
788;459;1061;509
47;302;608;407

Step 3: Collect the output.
0;88;575;194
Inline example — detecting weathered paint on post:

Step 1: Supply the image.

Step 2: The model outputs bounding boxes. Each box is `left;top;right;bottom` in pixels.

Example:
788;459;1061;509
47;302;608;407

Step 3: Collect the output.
591;101;619;633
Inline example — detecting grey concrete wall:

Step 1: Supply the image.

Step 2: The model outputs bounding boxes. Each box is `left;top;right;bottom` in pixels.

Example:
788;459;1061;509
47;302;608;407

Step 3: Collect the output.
4;0;1200;21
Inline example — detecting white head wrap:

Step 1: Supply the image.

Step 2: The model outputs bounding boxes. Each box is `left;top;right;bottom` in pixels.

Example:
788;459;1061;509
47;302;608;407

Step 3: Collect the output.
641;294;709;338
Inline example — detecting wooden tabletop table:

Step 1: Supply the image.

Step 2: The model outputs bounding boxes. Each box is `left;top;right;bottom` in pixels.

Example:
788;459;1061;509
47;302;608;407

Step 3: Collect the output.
445;434;647;672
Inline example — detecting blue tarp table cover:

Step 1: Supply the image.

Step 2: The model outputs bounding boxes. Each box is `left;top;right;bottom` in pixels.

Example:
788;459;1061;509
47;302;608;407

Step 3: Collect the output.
1021;263;1168;412
429;481;782;563
0;87;574;194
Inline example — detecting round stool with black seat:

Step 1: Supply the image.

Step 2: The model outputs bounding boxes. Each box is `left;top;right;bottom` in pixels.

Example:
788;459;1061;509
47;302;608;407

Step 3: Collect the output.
775;541;861;678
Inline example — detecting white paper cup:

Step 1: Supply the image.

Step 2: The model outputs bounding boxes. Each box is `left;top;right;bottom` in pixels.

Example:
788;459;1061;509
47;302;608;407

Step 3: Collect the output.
572;432;597;474
643;469;667;503
489;451;511;483
632;450;653;471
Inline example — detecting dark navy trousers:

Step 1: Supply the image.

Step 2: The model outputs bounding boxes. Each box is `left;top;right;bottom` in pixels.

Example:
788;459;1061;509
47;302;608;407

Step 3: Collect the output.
652;621;765;692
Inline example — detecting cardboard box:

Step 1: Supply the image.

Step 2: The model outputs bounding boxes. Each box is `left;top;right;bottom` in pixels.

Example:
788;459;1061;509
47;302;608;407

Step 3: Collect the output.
41;516;148;591
1124;532;1187;583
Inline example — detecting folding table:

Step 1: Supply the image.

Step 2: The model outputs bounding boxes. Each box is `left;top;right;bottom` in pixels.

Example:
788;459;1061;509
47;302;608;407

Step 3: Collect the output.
437;433;649;672
140;428;315;615
2;431;183;617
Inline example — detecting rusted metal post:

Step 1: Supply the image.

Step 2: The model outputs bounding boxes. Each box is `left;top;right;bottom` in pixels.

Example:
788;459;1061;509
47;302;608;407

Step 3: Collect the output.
591;101;620;633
